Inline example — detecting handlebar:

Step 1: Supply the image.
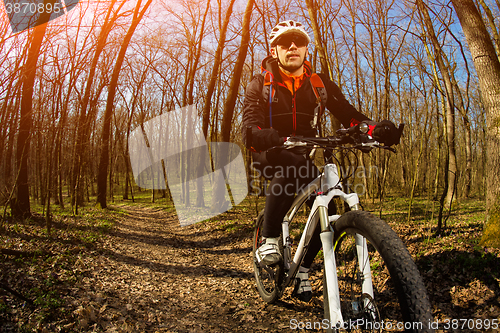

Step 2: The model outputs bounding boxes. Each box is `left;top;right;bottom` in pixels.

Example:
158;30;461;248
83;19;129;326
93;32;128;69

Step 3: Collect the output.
282;135;395;153
246;122;402;153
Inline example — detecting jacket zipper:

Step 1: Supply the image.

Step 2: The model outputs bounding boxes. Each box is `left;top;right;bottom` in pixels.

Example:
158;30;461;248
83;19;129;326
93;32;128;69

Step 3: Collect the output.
292;78;297;136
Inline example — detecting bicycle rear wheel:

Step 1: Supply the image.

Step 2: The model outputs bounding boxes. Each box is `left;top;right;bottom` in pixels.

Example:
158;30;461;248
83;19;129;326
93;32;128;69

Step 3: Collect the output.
324;210;433;333
252;210;284;303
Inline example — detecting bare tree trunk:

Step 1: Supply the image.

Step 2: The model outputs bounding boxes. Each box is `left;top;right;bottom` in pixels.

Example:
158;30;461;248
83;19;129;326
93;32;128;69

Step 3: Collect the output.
220;0;254;141
1;81;20;202
450;0;500;247
202;0;236;139
4;111;18;200
306;0;343;139
305;0;330;76
198;0;236;209
408;97;431;222
172;1;210;208
188;0;210;208
449;69;473;199
476;0;500;61
12;2;55;218
71;0;122;213
122;67;148;201
212;0;254;211
416;0;458;216
462;114;473;198
97;0;153;208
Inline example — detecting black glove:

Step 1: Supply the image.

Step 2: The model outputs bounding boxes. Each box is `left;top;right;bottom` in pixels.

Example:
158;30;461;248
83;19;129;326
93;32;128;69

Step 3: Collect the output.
372;120;403;146
252;127;282;151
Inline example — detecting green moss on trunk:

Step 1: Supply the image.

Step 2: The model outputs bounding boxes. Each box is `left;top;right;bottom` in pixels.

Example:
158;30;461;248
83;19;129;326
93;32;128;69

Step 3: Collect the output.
481;196;500;248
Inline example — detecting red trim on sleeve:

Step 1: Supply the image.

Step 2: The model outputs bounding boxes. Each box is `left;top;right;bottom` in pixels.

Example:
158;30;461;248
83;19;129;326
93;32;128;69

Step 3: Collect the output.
367;125;375;136
350;118;360;127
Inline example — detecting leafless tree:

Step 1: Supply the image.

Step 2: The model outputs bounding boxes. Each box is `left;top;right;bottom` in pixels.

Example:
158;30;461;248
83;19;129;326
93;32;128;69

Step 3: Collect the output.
97;0;153;209
450;0;500;247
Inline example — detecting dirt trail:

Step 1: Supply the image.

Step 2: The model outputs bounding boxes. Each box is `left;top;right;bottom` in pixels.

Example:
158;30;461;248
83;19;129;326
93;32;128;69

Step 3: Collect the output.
3;201;498;332
73;205;324;332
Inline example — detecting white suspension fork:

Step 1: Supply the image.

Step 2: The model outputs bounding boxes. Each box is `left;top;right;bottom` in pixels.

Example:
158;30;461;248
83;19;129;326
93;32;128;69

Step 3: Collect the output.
317;198;343;327
282;221;291;270
355;234;375;307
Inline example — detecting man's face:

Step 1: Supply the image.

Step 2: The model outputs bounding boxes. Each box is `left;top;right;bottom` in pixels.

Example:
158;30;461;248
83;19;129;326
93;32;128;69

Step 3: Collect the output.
271;34;308;75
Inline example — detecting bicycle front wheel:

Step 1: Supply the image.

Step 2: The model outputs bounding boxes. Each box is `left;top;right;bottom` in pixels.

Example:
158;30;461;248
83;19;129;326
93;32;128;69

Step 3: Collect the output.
325;210;433;333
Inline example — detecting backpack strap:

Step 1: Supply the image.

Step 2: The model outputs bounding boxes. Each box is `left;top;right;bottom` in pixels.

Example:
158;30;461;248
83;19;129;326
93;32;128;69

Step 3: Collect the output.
309;73;327;134
262;71;327;132
262;70;278;128
310;73;327;104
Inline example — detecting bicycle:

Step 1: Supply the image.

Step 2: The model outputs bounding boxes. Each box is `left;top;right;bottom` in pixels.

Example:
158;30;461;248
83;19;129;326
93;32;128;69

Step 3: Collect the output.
250;123;434;332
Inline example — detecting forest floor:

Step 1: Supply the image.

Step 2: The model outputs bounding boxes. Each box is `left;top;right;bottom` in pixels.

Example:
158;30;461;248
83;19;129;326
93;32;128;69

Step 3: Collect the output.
0;196;499;332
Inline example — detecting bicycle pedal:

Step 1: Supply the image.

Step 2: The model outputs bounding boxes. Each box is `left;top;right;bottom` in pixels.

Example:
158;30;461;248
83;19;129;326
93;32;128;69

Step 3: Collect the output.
259;262;278;279
293;277;313;302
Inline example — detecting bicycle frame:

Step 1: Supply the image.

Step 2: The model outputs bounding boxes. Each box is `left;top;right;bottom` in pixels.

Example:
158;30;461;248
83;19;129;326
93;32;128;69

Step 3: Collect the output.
280;163;374;326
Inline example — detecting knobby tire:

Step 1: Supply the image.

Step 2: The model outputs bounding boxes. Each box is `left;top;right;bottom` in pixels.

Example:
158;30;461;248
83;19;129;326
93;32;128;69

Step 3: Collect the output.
252;210;284;303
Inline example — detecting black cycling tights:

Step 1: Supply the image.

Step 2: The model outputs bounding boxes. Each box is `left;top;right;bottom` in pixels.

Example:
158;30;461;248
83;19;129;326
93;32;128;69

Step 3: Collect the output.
252;148;336;269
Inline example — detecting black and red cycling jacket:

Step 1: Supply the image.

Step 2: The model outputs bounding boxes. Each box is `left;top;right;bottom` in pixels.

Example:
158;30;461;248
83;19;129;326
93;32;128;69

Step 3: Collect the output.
242;55;371;150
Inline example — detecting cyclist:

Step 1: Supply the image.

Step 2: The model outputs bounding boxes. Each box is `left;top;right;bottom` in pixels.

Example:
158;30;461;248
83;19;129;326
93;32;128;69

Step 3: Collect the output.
242;20;402;302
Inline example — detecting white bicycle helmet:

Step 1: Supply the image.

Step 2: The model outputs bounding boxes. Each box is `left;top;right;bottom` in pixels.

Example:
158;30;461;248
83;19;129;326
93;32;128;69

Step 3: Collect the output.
269;20;311;47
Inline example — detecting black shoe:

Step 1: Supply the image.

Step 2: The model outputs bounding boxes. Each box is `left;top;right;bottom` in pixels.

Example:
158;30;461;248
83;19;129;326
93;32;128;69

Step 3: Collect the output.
293;272;312;302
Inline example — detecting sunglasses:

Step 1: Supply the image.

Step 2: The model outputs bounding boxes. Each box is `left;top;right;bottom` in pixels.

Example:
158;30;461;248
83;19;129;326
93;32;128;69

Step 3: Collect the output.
276;35;308;49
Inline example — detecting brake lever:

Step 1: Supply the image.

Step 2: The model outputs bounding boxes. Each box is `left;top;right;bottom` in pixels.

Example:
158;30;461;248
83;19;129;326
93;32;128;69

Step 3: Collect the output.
367;141;397;153
283;137;310;149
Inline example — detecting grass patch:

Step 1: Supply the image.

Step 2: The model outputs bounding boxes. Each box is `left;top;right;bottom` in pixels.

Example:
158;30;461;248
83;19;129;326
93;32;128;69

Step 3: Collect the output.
218;220;245;232
0;196;128;331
